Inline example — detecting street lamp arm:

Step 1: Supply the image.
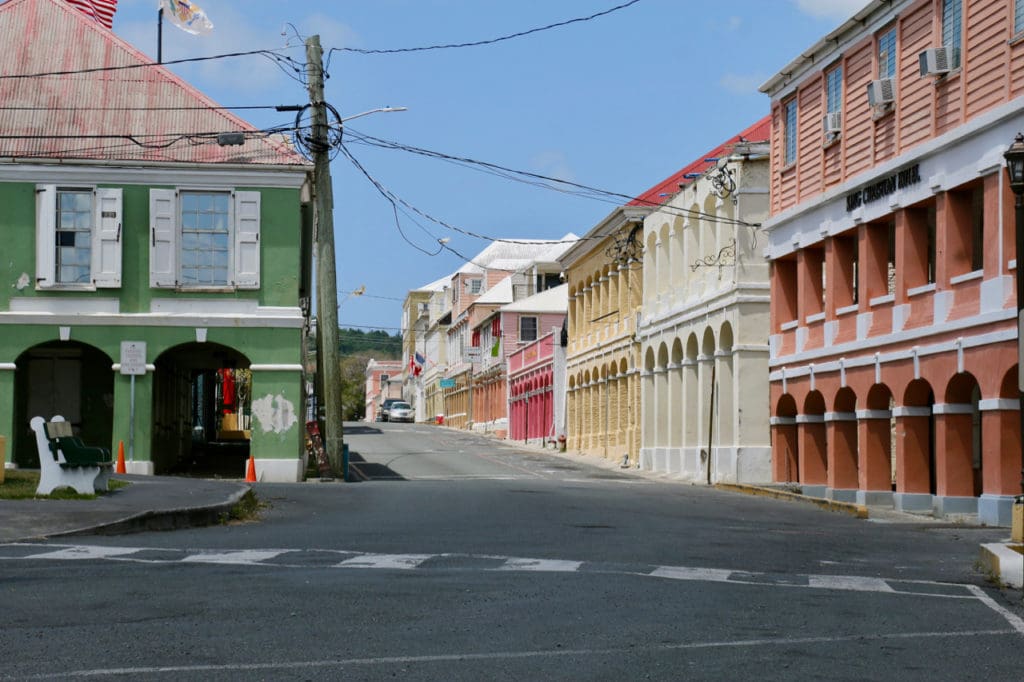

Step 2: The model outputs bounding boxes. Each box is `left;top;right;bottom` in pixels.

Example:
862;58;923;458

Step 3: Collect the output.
339;106;408;124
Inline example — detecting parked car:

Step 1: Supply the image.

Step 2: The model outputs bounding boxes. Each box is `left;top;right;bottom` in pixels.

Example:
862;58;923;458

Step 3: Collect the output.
387;401;414;423
379;398;403;422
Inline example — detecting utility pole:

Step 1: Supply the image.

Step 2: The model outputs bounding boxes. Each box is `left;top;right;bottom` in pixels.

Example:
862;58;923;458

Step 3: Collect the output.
306;35;344;476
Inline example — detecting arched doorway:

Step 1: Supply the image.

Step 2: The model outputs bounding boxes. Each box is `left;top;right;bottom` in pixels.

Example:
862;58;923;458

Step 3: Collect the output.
151;342;251;476
12;341;113;467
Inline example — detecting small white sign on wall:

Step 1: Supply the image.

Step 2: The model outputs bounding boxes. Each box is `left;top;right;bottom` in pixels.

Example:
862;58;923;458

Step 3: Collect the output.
120;341;147;376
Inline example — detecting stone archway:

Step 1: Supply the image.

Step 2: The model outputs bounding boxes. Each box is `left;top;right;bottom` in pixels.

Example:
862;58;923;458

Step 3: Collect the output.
12;341;113;467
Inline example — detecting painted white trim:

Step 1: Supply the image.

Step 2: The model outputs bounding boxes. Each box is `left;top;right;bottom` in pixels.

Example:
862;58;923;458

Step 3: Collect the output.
780;319;799;331
805;312;826;324
950;270;984;285
932;403;974;415
892;406;930;418
150;300;302;316
824;411;856;422
978;399;1019;411
111;363;155;372
0;363;16;370
250;364;304;372
795;415;825;424
10;298;120;314
769;416;796;425
0;160;307;188
869;294;894;307
255;458;303;483
0;311;304;329
907;283;936;297
855;409;890;419
836;304;858;316
769;310;1015;373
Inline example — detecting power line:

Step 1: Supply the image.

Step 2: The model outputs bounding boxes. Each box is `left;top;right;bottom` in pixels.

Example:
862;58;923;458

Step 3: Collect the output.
0;49;303;80
344;128;760;229
0;104;285;112
328;0;642;55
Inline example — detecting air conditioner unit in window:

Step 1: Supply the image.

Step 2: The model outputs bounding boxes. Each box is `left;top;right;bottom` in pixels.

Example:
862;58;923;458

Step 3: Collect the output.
866;78;896;107
918;47;951;77
822;112;842;134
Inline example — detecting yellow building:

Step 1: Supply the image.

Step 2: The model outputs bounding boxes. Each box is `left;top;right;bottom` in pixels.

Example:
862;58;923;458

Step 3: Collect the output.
559;205;650;464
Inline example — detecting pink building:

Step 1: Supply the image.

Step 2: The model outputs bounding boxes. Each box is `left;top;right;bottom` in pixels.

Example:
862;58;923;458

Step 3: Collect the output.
505;285;568;444
364;359;404;422
761;0;1024;524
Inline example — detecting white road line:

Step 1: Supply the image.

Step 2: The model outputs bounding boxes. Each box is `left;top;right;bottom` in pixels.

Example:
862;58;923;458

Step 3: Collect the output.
15;629;1014;679
22;545;143;560
807;575;895;593
337;554;434;570
966;584;1024;636
498;558;583;572
649;566;734;582
179;550;287;565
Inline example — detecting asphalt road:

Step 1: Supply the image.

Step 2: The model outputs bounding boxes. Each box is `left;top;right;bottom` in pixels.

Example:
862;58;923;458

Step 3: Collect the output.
1;422;1022;681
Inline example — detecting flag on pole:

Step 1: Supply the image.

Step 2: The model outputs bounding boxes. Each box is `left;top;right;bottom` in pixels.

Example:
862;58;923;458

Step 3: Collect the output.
160;0;213;35
65;0;118;29
414;352;426;366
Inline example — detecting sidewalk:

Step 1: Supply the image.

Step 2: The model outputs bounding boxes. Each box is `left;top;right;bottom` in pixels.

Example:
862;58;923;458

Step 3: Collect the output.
0;474;250;543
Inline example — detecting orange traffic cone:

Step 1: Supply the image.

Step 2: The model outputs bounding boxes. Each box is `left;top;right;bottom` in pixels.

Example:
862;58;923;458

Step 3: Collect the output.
245;455;257;483
115;441;126;474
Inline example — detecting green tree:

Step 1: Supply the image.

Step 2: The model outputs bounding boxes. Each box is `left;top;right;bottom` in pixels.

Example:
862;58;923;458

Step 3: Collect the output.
339;351;374;421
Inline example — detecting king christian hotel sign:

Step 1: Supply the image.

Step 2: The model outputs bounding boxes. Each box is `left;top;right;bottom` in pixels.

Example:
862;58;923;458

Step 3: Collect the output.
845;164;921;212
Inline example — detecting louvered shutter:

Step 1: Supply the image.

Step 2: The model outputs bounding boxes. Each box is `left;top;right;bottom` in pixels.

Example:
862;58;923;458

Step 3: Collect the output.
233;191;261;289
35;185;57;288
91;187;122;287
149;189;177;287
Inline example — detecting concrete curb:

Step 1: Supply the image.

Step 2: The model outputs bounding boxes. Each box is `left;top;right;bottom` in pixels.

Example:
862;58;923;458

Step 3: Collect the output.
48;485;253;539
979;543;1024;588
714;483;870;519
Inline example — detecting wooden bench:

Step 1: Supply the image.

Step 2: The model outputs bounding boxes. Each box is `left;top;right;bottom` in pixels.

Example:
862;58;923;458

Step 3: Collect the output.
29;415;112;495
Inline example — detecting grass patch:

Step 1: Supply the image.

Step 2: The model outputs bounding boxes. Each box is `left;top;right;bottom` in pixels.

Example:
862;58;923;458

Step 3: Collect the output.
0;470;128;500
220;489;264;525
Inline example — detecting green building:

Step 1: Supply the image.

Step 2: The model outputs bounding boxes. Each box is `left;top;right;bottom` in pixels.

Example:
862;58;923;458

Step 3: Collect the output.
0;0;313;481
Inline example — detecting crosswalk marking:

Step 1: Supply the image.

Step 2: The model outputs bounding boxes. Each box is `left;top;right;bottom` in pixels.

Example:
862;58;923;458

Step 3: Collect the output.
808;575;895;593
23;545;142;560
499;558;583;572
649;566;734;583
337;554;433;570
0;542;979;601
180;550;288;565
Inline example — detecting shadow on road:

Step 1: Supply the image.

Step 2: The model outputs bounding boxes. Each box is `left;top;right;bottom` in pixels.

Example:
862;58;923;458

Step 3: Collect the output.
346;449;406;481
344;425;383;436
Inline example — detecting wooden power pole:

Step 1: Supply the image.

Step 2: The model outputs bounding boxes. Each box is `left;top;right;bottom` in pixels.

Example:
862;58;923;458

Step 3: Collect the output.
306;36;344;476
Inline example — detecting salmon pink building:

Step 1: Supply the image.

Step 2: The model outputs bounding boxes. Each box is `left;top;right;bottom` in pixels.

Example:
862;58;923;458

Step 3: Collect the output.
761;0;1024;524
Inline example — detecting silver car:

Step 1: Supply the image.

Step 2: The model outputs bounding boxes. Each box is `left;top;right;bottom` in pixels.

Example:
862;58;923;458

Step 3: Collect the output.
387;401;414;423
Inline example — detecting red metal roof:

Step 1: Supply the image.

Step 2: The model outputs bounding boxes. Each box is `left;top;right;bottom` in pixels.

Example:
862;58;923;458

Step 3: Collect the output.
629;115;771;207
0;0;307;166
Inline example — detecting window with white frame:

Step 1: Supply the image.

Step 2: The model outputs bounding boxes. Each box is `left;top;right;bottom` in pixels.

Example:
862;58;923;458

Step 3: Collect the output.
519;315;538;342
469;278;483;294
826;67;842;115
784;99;798;166
941;0;962;68
36;185;122;289
149;188;260;289
878;27;896;78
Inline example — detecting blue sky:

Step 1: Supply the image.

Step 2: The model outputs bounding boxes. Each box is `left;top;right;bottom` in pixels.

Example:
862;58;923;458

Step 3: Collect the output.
106;0;867;333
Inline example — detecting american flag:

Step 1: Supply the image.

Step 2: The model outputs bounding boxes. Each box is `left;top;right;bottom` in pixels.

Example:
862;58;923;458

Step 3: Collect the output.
64;0;118;29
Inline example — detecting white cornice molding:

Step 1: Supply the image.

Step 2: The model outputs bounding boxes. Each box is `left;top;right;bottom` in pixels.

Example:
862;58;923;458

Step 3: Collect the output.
0;311;304;329
0;160;308;188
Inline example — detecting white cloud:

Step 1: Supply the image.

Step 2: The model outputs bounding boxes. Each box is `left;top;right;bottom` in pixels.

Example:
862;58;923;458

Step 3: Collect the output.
792;0;869;21
530;150;576;184
719;72;768;95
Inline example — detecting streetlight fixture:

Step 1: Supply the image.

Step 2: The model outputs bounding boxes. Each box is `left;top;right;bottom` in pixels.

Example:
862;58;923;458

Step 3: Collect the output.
1003;132;1024;540
336;106;408;125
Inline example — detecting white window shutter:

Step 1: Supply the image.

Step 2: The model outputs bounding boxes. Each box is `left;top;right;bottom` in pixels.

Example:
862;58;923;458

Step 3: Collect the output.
91;187;123;287
35;185;56;288
149;189;177;287
234;191;261;289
